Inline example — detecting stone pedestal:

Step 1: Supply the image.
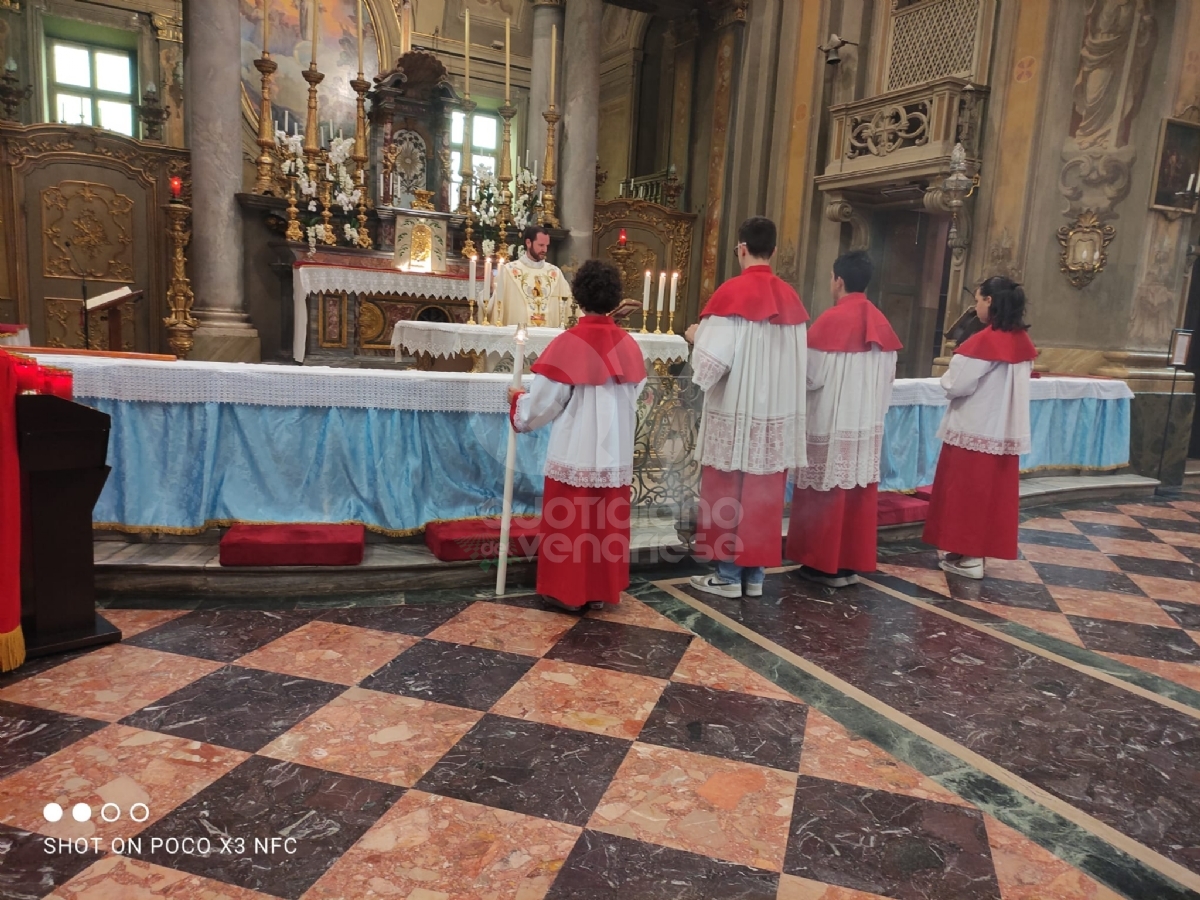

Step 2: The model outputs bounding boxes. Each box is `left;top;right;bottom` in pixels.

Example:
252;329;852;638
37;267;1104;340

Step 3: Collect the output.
559;0;602;270
526;0;563;175
184;0;260;362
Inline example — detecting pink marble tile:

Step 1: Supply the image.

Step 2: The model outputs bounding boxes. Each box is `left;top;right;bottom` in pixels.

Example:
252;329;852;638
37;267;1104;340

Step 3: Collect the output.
0;724;247;841
984;815;1126;900
491;658;666;739
981;557;1043;584
1117;504;1196;522
590;742;796;871
961;602;1083;646
98;610;191;639
1061;510;1142;528
1017;543;1117;572
1170;500;1200;513
428;602;577;657
236;621;417;685
48;856;276;899
1086;537;1191;562
0;645;221;722
259;686;481;787
671;639;799;703
587;594;691;633
1127;574;1200;605
1020;517;1083;534
1103;653;1200;692
1150;529;1200;549
876;564;950;596
1046;586;1180;628
776;874;892;900
304;790;581;900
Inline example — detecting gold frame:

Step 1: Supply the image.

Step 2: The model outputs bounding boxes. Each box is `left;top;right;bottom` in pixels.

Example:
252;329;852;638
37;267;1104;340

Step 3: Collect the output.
318;290;349;348
1149;116;1200;215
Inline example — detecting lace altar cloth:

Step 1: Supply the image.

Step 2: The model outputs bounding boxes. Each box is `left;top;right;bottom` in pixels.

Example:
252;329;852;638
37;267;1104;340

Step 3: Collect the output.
890;376;1132;406
390;320;690;366
293;263;475;363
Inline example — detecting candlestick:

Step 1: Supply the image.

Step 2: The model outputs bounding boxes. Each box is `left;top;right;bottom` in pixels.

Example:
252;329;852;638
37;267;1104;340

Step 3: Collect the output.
356;0;363;73
550;23;557;108
467;254;478;324
641;270;650;334
497;101;516;237
351;72;371;248
668;272;679;334
463;9;471;98
263;0;270;52
539;107;560;227
655;272;666;334
504;17;511;103
310;0;318;66
163;201;199;358
253;51;280;195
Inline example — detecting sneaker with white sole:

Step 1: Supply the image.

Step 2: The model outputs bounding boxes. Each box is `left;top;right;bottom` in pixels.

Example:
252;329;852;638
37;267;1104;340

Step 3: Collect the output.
796;566;858;588
938;557;984;579
688;574;743;598
744;582;764;598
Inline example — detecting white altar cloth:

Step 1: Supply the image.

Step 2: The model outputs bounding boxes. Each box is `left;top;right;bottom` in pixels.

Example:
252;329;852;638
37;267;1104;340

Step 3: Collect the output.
890;376;1133;407
390;320;691;365
293;263;475;363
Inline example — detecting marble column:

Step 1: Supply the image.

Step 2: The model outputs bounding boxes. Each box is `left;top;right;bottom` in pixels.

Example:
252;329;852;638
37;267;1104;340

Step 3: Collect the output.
559;0;602;269
526;0;564;174
183;0;260;361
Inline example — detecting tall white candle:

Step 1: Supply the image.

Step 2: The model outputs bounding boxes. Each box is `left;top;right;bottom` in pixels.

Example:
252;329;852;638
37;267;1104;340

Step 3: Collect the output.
310;0;318;66
550;24;557;107
505;17;511;102
263;0;270;53
656;272;666;317
642;270;651;314
463;9;471;97
484;256;493;318
669;272;679;316
468;254;477;303
356;0;363;73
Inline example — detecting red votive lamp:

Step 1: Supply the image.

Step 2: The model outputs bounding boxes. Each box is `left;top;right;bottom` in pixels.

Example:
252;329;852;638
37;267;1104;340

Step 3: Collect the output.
169;176;183;201
13;354;41;393
46;367;73;400
618;228;627;247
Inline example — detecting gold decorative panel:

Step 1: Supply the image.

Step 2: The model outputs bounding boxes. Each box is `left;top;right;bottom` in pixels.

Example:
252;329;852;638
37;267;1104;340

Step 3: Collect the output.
42;181;135;283
44;298;135;350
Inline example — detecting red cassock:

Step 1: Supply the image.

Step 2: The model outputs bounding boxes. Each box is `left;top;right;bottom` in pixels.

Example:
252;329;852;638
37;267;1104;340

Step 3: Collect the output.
511;316;646;608
0;350;28;671
922;326;1038;560
785;293;901;574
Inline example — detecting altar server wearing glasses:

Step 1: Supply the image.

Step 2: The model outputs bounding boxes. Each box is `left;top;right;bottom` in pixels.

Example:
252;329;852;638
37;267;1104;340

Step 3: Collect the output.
508;260;647;612
923;276;1036;580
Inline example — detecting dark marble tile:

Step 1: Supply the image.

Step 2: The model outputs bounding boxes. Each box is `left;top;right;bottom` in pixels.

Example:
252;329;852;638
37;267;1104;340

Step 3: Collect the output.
945;576;1060;612
545;829;779;900
1131;516;1200;535
1071;522;1159;542
361;639;536;711
1031;563;1145;596
1158;600;1200;629
120;665;345;752
0;822;103;898
415;714;630;826
637;682;808;771
784;776;1001;900
544;619;693;679
862;575;1011;624
1016;528;1100;550
1178;545;1200;566
131;754;401;900
319;602;472;636
686;574;1200;873
877;548;942;569
125;609;318;662
1066;617;1200;663
0;700;107;780
1108;555;1200;583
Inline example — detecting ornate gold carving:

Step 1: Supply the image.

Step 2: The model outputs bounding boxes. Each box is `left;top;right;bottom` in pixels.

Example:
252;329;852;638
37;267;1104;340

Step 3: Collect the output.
539;108;561;227
45;297;134;350
412;189;435;211
358;300;386;344
607;242;657;305
411;223;433;264
163;202;197;357
1057;208;1115;289
43;181;134;283
252;54;280;195
151;13;183;43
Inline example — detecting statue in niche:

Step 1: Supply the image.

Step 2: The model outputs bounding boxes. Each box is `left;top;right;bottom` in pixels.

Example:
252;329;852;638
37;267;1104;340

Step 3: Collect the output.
1069;0;1157;151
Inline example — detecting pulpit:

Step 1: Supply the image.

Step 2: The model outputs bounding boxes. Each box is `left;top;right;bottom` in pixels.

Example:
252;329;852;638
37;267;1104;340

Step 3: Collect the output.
17;394;119;657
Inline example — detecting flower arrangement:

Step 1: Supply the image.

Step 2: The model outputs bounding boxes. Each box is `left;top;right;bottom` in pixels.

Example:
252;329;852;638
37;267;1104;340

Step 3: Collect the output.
277;131;365;249
469;164;542;256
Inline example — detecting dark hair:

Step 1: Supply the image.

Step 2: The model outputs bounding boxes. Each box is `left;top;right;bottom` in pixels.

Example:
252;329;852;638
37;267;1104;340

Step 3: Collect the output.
737;216;777;258
571;259;622;315
978;275;1029;332
522;224;551;246
833;250;873;293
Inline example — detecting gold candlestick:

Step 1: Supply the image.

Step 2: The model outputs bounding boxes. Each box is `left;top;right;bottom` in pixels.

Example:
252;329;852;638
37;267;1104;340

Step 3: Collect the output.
497;101;516;235
252;53;279;195
457;97;476;215
351;74;371;248
318;171;336;244
301;63;325;197
285;175;304;242
462;210;477;260
539;107;561;228
163;201;198;358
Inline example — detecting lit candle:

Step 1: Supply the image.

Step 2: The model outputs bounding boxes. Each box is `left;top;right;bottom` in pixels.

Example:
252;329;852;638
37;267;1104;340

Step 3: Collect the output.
263;0;270;53
656;272;666;318
669;271;679;318
357;0;364;73
642;270;651;315
310;0;318;66
169;176;183;200
618;228;627;247
463;9;471;97
505;17;511;103
549;24;557;107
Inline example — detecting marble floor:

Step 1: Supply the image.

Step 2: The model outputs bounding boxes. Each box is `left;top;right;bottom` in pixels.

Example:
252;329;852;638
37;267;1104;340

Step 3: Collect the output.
0;492;1198;899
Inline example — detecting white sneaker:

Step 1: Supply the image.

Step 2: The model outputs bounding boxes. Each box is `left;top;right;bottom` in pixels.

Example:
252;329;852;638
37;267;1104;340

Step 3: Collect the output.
744;582;763;598
939;557;984;580
689;575;743;598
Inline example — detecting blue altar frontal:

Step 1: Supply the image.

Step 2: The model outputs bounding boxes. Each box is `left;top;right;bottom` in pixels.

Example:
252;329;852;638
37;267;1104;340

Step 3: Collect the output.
31;355;1133;535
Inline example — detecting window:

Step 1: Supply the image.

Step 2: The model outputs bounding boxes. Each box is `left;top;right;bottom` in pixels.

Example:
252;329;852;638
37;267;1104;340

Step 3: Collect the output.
49;40;136;136
449;110;500;190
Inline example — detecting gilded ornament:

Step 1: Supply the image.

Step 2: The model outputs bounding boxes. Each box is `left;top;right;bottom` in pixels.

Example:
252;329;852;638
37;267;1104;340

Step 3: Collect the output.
1057;208;1115;289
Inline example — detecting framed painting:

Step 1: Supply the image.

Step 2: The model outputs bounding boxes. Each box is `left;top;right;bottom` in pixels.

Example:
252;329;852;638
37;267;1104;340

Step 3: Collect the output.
1150;117;1200;214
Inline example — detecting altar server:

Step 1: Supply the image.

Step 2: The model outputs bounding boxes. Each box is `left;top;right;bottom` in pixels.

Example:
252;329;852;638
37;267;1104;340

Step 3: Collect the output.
685;216;809;599
786;250;901;588
508;260;647;611
0;350;24;671
923;276;1036;579
490;225;575;328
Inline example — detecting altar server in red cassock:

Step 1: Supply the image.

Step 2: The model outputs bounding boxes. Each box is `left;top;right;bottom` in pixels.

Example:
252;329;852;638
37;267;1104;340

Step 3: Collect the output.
685;217;809;599
509;260;647;612
923;276;1036;580
787;250;901;588
1;350;26;671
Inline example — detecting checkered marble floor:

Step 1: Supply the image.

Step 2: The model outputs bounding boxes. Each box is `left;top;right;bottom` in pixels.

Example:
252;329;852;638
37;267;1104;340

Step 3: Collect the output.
0;584;1130;899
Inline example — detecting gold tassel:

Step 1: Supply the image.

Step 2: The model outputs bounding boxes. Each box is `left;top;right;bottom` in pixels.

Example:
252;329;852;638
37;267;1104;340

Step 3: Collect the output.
0;625;25;673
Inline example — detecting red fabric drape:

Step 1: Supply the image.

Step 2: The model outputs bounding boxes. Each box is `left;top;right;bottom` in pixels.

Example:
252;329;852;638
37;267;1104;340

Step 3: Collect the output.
0;350;25;670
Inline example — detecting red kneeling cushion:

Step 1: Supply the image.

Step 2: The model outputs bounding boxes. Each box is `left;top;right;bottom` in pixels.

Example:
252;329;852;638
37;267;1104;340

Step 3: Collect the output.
219;524;365;567
425;517;541;562
876;493;929;527
913;485;934;502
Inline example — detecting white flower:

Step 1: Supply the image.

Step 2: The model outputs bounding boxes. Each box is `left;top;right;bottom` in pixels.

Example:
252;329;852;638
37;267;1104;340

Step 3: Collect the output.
508;244;516;258
482;239;495;257
343;224;359;243
308;201;318;212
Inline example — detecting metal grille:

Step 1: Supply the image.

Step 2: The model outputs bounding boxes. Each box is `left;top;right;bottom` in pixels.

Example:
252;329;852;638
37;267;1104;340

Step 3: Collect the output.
886;0;980;91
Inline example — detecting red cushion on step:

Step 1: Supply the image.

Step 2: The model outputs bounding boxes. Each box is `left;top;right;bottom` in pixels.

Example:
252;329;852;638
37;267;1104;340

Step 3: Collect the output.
876;492;929;526
424;517;541;562
219;524;365;567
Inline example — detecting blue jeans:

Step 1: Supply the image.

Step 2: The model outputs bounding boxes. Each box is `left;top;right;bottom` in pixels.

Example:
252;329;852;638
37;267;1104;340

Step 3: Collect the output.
716;561;765;587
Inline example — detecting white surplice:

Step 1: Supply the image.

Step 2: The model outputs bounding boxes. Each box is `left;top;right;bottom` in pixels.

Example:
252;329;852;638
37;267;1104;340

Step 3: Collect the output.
936;356;1033;455
691;315;808;475
513;374;647;487
792;348;897;491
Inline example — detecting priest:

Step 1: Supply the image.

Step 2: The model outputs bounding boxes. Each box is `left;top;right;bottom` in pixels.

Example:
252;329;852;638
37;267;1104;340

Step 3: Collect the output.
489;225;574;328
786;250;901;588
685;217;809;599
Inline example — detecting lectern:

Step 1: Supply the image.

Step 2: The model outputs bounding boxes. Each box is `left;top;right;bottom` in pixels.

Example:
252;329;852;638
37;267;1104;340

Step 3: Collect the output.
16;394;120;657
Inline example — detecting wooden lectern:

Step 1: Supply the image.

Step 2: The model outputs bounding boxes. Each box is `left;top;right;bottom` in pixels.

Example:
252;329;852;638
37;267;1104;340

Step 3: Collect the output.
16;394;120;657
83;286;143;351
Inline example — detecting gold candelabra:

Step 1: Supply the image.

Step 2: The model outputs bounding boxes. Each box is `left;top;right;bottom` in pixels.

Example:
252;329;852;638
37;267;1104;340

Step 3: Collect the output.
252;53;280;195
318;178;336;244
285;174;304;242
457;97;476;215
539;107;561;228
462;210;478;260
497;102;516;239
163;200;198;357
351;74;372;248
